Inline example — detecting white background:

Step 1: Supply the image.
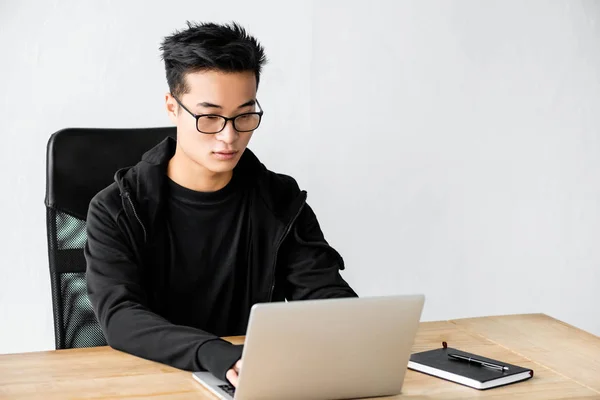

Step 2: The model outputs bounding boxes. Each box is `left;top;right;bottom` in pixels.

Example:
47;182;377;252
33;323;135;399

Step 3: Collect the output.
1;0;599;354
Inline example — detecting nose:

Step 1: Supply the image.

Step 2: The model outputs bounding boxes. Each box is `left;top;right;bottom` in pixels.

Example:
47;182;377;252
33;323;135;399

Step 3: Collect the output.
216;120;239;144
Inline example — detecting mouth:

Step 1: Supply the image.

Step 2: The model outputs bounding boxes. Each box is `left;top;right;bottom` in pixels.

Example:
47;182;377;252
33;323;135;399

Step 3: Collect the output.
213;150;238;155
212;150;239;160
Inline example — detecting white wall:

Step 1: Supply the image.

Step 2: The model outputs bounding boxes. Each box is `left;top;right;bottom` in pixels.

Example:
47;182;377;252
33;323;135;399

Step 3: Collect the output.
0;0;598;354
309;0;600;330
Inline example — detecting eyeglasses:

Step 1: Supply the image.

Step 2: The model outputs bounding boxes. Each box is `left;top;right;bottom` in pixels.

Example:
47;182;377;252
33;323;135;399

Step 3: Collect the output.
172;95;264;134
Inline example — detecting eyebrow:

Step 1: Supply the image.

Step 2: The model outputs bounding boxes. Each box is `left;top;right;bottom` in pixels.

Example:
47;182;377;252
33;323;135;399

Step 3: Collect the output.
196;99;256;110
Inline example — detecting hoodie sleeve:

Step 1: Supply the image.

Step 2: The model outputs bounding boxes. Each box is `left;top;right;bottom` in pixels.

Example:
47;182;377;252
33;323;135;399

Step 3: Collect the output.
278;202;358;300
84;196;242;381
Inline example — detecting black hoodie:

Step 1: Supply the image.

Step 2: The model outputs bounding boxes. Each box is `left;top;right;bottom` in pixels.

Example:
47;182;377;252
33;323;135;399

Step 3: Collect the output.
84;137;357;381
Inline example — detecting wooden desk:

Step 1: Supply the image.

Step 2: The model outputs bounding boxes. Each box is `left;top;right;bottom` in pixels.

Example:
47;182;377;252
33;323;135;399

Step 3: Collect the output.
1;314;599;399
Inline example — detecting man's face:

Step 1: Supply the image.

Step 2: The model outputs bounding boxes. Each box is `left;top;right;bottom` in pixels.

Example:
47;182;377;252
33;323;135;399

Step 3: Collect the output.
166;70;258;175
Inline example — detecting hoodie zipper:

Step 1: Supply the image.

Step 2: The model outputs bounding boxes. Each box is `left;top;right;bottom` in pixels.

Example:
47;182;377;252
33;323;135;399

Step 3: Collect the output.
122;191;147;243
268;199;307;301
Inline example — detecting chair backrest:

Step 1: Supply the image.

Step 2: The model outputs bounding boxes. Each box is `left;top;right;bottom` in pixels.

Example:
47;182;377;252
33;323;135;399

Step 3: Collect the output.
44;127;176;349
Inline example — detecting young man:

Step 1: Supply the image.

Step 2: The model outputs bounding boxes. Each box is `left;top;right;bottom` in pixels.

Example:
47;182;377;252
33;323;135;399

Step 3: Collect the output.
84;21;357;387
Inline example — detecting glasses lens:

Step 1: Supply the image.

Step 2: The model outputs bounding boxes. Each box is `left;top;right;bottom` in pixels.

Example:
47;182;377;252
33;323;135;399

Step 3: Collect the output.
197;116;226;133
234;114;261;132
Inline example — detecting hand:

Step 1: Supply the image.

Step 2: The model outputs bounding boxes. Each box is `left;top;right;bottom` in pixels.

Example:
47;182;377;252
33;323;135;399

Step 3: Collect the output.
226;359;243;387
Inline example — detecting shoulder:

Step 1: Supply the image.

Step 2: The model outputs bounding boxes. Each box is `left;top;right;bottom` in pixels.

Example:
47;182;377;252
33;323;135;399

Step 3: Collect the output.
88;182;124;223
262;169;301;197
240;149;304;214
254;155;302;192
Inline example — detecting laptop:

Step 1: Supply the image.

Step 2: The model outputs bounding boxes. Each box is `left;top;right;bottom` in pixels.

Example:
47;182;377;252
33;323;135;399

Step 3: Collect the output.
192;294;425;400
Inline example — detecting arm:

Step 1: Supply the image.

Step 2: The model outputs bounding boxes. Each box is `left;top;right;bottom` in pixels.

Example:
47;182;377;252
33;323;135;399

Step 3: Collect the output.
278;203;358;300
84;197;242;380
226;202;355;387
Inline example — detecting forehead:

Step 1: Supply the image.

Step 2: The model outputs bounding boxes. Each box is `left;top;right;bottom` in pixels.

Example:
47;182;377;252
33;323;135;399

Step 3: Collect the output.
183;70;257;103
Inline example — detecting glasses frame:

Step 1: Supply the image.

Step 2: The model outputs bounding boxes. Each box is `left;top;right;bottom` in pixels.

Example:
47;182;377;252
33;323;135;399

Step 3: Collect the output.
172;95;264;134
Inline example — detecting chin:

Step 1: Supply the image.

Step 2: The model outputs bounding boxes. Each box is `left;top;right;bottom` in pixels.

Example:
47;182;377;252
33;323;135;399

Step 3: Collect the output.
206;160;238;174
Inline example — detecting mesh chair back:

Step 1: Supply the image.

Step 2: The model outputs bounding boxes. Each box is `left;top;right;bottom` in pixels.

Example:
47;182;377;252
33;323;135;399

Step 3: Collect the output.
45;127;175;349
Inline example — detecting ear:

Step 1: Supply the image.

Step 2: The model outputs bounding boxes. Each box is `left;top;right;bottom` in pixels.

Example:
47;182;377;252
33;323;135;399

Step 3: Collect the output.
165;93;178;124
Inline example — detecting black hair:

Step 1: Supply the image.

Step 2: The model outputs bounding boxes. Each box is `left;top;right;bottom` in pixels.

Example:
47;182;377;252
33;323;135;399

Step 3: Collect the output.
160;21;267;98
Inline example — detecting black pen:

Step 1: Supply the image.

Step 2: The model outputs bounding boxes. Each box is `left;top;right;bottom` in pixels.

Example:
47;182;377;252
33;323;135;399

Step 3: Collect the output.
448;353;509;371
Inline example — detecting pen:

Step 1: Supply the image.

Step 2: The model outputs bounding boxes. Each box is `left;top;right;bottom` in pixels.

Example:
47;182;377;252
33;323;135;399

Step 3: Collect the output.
448;353;509;371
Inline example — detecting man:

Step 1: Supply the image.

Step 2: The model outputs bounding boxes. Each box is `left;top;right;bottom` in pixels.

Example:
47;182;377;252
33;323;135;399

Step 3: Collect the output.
85;21;357;388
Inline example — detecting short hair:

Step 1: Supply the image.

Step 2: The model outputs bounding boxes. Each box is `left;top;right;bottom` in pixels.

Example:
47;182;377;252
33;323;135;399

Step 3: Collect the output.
160;21;267;98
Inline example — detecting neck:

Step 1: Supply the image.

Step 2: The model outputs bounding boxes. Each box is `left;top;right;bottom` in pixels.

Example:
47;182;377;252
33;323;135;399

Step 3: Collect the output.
167;146;232;192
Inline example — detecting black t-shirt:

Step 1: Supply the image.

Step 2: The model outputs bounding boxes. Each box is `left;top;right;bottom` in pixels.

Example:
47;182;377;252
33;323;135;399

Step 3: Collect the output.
164;172;250;336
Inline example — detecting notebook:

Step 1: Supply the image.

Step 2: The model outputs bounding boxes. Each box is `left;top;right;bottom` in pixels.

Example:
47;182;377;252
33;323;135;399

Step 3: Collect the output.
408;344;534;390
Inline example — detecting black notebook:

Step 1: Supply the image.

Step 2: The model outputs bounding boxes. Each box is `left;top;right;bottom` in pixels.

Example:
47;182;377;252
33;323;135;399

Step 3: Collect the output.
408;346;534;390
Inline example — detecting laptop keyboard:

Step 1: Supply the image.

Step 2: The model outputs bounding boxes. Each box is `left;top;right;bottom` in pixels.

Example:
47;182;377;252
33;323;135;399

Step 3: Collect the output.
218;384;236;397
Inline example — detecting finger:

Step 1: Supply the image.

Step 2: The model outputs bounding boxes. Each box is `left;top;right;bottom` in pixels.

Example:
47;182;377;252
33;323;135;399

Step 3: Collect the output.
226;368;239;388
235;359;243;371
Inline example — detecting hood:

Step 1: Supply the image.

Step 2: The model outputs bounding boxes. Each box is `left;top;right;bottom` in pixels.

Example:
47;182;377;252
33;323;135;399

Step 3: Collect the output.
113;137;307;240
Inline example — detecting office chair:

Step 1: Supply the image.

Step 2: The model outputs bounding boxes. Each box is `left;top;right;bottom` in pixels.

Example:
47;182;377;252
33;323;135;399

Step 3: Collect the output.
44;127;176;349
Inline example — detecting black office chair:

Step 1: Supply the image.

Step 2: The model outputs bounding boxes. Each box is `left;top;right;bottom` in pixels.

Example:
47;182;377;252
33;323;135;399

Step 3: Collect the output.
44;127;176;349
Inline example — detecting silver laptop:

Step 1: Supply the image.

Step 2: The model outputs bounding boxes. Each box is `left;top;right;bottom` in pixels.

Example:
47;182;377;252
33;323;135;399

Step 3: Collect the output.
192;294;425;400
